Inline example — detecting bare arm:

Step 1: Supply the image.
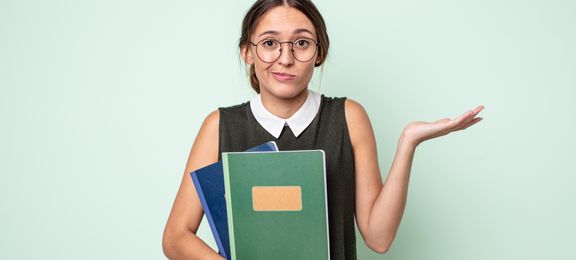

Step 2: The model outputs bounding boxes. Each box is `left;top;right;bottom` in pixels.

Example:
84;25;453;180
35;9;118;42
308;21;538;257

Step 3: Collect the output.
162;110;225;260
346;100;484;253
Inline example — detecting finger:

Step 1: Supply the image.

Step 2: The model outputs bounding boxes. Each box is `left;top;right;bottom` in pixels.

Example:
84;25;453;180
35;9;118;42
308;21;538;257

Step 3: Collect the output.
454;117;483;131
454;105;485;126
465;106;485;126
451;110;475;128
471;105;485;118
473;105;485;113
455;117;483;131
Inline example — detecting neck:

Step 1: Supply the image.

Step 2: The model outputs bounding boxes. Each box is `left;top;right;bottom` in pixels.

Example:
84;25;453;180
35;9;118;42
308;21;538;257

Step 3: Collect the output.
260;89;309;119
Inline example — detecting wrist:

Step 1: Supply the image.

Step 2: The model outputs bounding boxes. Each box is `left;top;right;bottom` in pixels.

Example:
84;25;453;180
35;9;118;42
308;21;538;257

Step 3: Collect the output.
399;131;419;150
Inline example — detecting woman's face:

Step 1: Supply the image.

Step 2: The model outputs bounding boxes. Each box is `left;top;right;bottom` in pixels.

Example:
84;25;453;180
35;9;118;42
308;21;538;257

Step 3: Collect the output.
243;6;319;100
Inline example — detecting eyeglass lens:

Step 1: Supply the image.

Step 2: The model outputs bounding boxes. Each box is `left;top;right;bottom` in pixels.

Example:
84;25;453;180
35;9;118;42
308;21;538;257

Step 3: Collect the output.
255;39;318;63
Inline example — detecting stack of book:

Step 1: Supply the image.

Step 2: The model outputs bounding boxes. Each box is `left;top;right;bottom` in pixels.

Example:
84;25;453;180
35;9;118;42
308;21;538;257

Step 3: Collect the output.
190;141;330;260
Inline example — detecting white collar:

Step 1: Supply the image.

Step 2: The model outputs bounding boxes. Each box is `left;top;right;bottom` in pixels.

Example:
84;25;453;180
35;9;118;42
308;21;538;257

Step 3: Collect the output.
250;90;321;138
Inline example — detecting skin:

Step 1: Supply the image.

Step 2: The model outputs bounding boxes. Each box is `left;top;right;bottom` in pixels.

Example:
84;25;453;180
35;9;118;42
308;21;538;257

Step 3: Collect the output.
162;5;484;259
242;5;321;119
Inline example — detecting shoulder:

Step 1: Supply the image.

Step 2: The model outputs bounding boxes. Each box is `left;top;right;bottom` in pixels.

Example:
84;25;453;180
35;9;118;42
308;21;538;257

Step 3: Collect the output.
320;95;347;106
195;110;220;144
317;95;347;118
315;94;367;118
186;109;220;170
202;109;220;129
218;101;250;113
343;98;375;147
344;98;370;124
217;101;251;127
218;101;250;120
316;95;368;126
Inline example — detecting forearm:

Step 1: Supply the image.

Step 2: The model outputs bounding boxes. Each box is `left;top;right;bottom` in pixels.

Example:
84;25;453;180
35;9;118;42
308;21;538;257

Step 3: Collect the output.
351;103;483;253
365;133;417;251
163;230;225;260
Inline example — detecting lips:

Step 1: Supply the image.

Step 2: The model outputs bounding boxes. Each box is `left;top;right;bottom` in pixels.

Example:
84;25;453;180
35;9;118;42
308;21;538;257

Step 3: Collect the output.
271;72;296;82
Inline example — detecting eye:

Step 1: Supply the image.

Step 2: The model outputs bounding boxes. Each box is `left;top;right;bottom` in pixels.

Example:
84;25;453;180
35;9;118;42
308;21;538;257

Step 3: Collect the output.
260;39;279;49
294;39;311;49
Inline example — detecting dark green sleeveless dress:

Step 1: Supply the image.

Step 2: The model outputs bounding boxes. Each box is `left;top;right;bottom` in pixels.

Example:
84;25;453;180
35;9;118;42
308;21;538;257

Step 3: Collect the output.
218;96;357;260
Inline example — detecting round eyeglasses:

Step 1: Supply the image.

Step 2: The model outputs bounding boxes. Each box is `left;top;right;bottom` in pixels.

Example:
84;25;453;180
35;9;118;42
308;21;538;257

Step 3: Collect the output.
249;38;319;63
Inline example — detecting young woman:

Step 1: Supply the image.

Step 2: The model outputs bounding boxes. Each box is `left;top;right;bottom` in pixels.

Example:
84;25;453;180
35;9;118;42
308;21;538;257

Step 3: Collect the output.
162;1;484;259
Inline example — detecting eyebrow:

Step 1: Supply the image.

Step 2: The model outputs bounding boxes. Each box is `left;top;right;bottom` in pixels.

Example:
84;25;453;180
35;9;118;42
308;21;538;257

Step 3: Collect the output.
294;28;314;36
258;31;279;38
257;28;315;39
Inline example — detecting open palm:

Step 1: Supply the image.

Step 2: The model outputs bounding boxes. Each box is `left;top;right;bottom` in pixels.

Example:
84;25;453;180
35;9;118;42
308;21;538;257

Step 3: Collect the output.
403;105;485;146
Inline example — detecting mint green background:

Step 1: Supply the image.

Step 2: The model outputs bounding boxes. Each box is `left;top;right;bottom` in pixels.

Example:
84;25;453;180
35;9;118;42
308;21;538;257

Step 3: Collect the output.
1;0;574;259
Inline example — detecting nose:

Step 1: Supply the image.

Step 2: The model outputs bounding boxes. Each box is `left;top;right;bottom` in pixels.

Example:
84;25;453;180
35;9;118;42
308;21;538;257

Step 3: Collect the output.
277;42;294;66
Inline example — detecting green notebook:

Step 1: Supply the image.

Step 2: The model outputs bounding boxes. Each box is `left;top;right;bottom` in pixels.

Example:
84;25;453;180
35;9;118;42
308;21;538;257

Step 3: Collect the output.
222;150;330;260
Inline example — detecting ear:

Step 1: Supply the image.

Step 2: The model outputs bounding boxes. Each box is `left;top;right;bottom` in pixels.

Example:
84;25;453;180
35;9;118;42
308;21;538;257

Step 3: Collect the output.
315;53;322;66
240;45;254;65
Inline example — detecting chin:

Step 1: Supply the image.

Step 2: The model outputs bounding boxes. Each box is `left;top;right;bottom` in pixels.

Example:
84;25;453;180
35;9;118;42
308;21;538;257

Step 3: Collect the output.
265;83;308;99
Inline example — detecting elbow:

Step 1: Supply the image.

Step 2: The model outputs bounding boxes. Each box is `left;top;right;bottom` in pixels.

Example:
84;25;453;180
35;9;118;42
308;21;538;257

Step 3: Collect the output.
162;226;179;259
367;243;391;254
162;232;173;258
362;226;398;254
365;237;393;254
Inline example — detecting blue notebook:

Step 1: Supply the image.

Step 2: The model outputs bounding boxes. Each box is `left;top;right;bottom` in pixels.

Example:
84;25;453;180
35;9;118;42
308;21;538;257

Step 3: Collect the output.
190;141;279;259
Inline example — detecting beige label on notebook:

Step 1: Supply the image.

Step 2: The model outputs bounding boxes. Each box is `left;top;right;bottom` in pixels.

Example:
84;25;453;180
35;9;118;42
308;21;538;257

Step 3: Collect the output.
252;186;302;211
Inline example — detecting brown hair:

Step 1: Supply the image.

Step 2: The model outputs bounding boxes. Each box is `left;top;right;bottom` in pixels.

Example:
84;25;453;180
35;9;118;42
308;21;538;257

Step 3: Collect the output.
239;0;330;93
